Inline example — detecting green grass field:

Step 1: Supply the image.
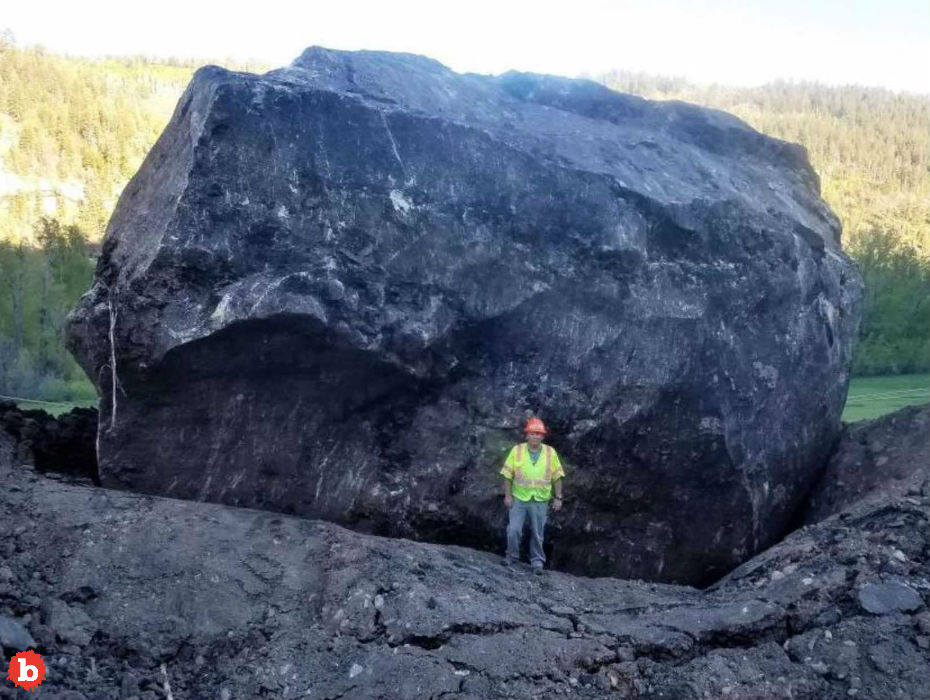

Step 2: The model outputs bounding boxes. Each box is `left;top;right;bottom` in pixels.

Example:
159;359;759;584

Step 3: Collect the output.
9;398;96;417
842;373;930;423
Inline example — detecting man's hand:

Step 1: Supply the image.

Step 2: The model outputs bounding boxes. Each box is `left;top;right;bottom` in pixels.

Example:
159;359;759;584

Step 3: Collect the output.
504;494;513;507
552;497;563;512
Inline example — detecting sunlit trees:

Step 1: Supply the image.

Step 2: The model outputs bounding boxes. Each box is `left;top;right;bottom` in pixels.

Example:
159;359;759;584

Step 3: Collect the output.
0;218;95;400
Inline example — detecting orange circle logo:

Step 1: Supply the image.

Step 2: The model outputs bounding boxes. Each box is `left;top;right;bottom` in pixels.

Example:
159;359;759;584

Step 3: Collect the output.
7;650;46;691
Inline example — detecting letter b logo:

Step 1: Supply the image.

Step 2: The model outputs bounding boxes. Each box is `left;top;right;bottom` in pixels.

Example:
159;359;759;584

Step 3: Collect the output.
18;657;38;682
7;650;46;691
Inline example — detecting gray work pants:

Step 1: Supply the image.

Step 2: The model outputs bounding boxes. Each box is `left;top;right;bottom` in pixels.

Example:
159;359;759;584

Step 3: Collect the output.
506;498;549;567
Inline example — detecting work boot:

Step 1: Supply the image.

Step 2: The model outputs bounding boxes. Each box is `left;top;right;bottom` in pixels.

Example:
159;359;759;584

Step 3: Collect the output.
532;564;544;575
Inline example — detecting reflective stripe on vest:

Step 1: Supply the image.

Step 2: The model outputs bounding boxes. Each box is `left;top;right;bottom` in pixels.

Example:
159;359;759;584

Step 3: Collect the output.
513;443;553;489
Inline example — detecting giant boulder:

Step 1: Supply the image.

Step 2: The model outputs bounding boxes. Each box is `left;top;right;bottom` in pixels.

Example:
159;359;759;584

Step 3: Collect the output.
67;47;862;584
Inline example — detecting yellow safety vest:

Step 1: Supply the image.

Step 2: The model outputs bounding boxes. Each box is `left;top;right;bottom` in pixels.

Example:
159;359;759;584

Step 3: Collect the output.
500;443;565;502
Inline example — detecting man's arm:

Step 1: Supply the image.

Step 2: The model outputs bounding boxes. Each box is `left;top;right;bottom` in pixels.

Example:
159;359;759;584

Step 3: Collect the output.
552;477;564;511
501;447;516;506
550;449;565;510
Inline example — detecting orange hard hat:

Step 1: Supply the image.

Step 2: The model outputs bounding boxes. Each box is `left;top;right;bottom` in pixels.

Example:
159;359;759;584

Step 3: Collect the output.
524;417;547;435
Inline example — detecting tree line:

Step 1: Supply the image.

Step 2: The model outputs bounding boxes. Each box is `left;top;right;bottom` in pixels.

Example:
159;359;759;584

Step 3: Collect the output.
0;40;927;403
0;217;96;402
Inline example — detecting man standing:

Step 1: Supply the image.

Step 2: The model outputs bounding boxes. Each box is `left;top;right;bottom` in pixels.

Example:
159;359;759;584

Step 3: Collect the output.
500;417;565;574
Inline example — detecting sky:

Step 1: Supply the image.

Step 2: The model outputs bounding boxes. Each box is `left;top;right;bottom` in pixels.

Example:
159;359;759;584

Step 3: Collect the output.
4;0;929;93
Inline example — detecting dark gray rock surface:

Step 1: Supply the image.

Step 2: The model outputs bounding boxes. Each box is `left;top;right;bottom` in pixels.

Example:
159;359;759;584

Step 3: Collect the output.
858;582;923;615
0;401;98;485
803;403;929;525
66;47;862;584
1;431;927;700
0;615;36;653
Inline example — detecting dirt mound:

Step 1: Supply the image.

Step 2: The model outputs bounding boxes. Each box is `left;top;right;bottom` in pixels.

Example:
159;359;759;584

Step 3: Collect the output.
802;403;929;525
0;401;97;484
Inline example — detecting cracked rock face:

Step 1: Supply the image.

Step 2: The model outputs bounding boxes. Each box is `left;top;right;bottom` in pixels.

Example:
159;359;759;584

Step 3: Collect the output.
1;411;928;700
66;47;861;584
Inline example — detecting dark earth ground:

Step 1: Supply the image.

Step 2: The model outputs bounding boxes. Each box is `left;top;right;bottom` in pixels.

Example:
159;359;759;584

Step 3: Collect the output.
1;404;928;700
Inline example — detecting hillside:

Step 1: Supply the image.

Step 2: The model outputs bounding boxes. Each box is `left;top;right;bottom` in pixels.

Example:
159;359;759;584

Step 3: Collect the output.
0;39;263;243
0;41;927;403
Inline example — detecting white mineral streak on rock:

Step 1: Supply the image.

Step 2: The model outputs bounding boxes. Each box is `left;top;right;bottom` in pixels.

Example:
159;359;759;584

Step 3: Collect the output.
390;189;412;214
